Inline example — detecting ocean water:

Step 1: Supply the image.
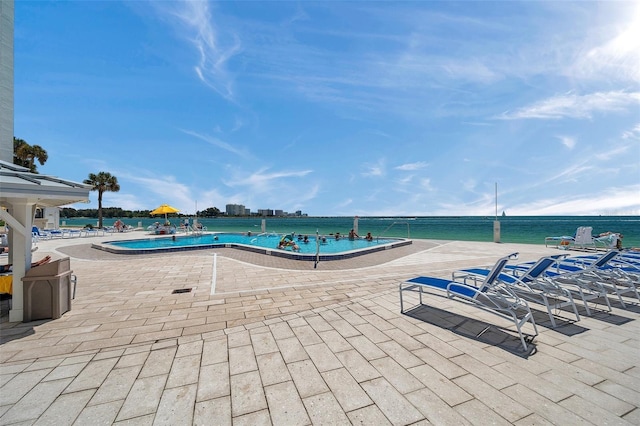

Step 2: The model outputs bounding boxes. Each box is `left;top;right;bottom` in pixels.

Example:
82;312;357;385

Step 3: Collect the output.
61;216;640;248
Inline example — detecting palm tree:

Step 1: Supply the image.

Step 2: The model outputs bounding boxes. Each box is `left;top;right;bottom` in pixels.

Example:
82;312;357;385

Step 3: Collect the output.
84;172;120;228
13;137;48;172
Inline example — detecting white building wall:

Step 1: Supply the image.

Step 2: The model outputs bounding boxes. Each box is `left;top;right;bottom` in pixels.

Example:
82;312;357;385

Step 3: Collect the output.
0;0;14;163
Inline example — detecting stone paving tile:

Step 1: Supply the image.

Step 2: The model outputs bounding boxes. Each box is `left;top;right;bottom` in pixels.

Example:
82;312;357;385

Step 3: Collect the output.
155;383;197;426
334;349;381;383
559;394;636;425
74;400;123;425
166;353;201;388
622;408;640;424
276;336;309;364
303;391;350;425
228;344;258;375
196;362;230;402
256;352;291;387
539;369;634;417
454;398;513;425
305;342;343;372
116;374;167;422
353;322;392;344
264;381;310;425
0;378;72;424
138;347;176;379
113;413;155;425
292;324;323;346
455;374;534;423
42;361;89;382
409;363;473;407
370;356;424;394
287;359;329;398
34;388;95;426
406;387;472;425
326;318;360;339
89;365;142;406
201;338;228;366
194;396;231;426
571;357;639;391
377;340;424;369
64;358;119;394
346;335;388;361
250;330;279;355
594;380;640;407
230;370;267;417
321;368;373;412
492;361;573;402
316;329;352;353
502;383;589;424
413;347;467;380
114;351;149;369
232;409;272;426
0;368;54;406
360;377;424;425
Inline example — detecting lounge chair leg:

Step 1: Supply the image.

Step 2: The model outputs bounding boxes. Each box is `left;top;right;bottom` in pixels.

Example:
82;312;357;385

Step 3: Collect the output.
476;325;491;339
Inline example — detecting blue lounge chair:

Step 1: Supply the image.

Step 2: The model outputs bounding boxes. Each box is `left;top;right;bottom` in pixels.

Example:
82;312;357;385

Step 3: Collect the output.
551;250;640;308
31;226;51;241
453;255;581;328
400;253;538;351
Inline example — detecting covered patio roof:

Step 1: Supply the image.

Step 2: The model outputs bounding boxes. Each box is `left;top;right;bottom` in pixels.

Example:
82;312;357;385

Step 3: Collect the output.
0;160;90;207
0;159;91;322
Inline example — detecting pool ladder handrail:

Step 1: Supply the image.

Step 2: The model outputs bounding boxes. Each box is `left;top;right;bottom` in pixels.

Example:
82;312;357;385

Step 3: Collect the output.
378;221;410;240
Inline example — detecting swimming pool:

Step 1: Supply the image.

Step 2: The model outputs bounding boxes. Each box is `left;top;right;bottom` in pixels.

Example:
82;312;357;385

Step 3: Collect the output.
93;232;412;261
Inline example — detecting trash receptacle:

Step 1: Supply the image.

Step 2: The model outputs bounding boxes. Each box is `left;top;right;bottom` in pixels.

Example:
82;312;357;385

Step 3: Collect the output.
22;257;73;322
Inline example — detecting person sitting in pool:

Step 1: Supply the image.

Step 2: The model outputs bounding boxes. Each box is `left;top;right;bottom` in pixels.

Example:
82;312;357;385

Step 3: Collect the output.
348;229;359;240
334;232;341;240
278;240;299;251
303;235;309;243
365;232;373;242
1;255;52;273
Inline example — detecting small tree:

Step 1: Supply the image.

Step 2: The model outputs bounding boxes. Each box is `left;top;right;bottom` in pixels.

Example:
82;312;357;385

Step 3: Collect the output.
14;137;48;173
84;172;120;228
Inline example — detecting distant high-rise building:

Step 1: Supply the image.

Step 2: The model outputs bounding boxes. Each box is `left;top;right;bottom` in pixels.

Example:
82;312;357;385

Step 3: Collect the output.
225;204;246;216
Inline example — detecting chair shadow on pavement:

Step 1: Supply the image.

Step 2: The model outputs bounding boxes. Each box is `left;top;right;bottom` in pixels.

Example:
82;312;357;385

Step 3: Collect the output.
403;304;538;358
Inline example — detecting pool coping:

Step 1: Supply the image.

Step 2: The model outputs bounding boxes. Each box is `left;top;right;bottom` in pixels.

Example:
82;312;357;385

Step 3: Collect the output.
91;233;413;261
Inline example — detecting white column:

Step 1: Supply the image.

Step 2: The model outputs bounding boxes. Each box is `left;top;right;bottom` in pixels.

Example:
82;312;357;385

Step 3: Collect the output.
6;202;35;322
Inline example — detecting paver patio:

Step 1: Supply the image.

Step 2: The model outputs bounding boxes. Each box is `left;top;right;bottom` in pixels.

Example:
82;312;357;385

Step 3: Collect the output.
1;231;639;425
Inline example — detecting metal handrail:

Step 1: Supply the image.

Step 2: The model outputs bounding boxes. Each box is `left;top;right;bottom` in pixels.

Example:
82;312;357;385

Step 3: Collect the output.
378;221;410;239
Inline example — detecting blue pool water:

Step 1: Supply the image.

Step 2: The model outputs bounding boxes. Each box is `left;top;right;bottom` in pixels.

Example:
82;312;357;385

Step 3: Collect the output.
101;232;404;257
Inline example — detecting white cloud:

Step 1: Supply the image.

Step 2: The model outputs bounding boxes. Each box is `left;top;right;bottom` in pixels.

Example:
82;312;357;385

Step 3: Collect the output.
499;91;640;120
362;160;386;177
622;123;640;140
181;129;250;158
224;168;313;190
157;1;241;100
557;135;576;150
395;161;428;171
507;185;640;216
419;178;433;191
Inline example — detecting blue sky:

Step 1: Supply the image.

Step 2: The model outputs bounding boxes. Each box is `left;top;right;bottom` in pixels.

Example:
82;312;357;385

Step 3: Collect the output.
14;1;640;216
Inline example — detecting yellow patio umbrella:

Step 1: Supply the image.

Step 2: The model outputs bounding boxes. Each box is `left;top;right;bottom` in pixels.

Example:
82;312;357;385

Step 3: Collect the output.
150;204;180;223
